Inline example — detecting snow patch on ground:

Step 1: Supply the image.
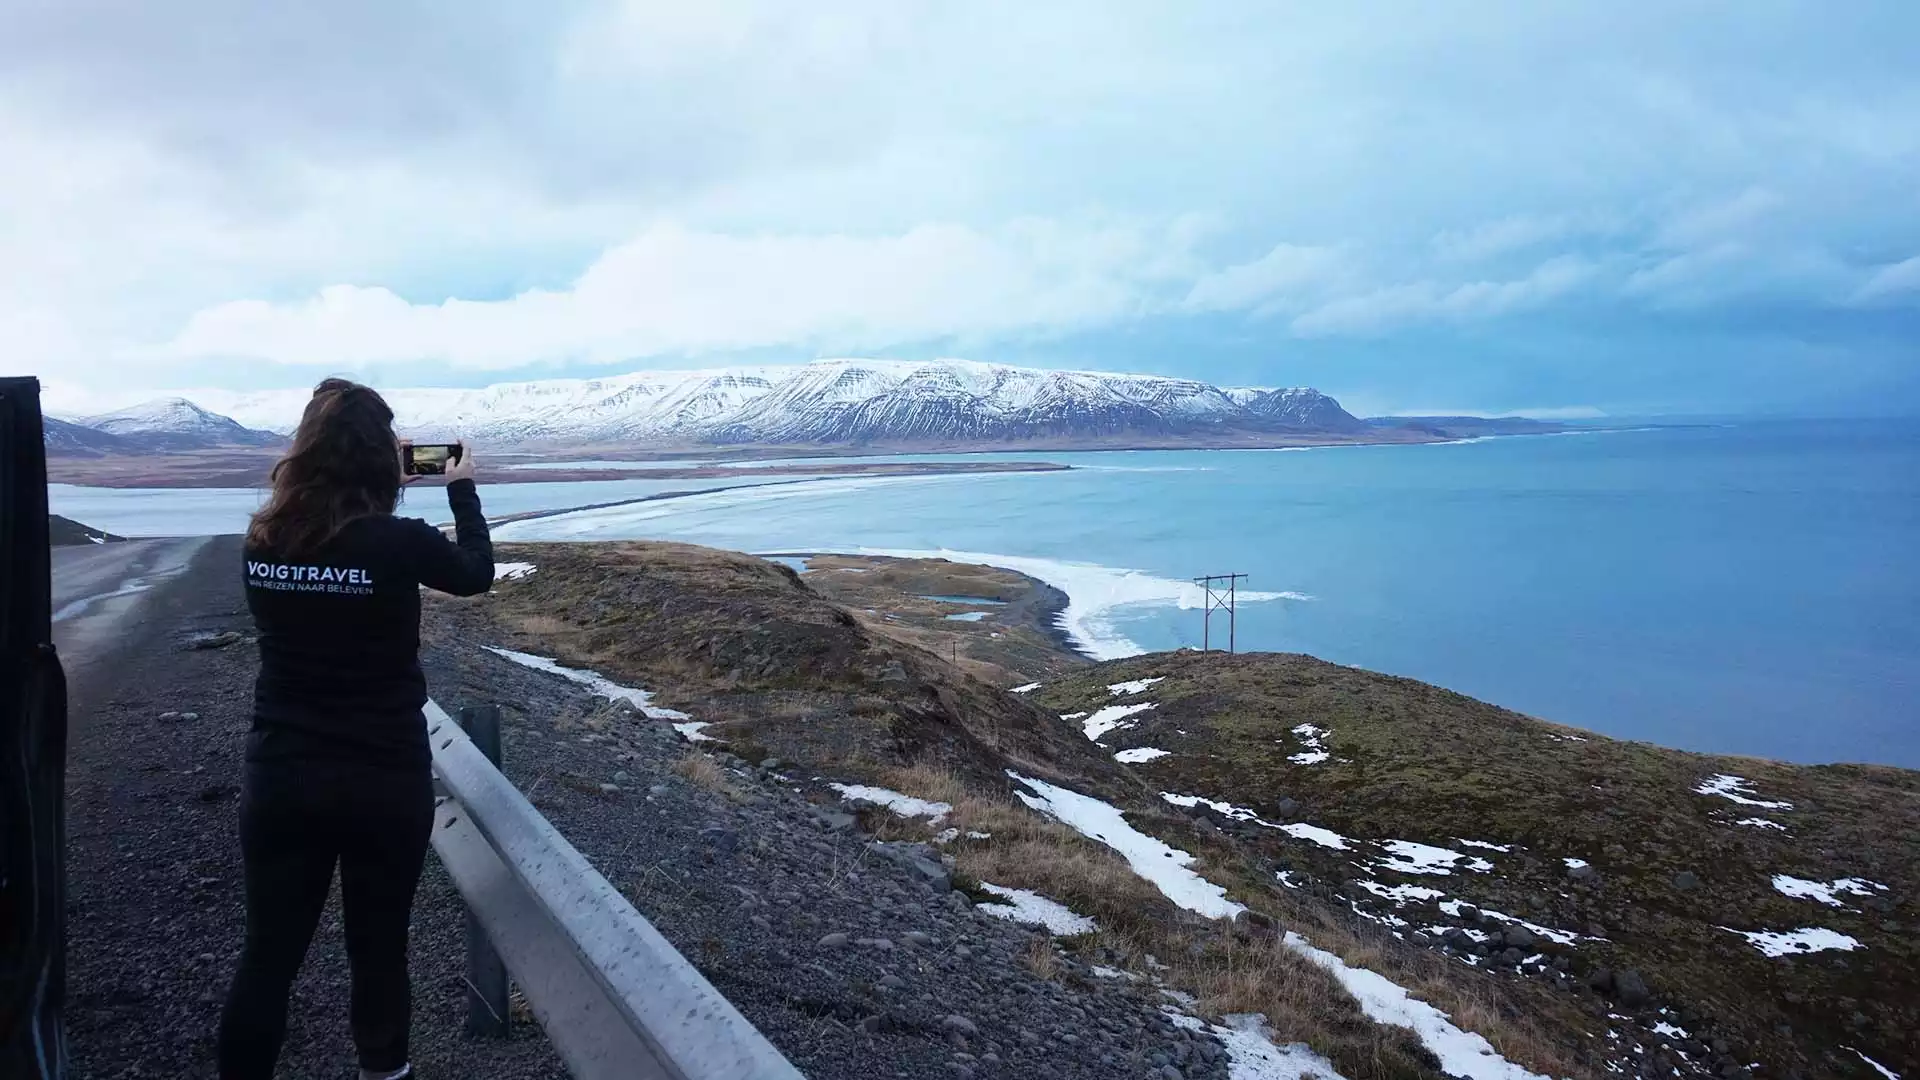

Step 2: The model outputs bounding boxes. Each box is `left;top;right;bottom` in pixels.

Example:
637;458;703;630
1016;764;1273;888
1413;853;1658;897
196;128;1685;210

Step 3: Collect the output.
1010;682;1042;694
1439;901;1584;946
1563;857;1589;870
1161;792;1264;822
672;721;716;743
1735;817;1788;831
1651;1021;1689;1040
1770;875;1886;908
482;646;691;719
1011;773;1246;920
1456;839;1513;852
1285;932;1550;1080
829;783;952;822
976;883;1098;935
1849;1048;1900;1080
1377;840;1494;876
1115;747;1172;763
1279;823;1353;850
493;561;537;581
945;611;989;622
1356;881;1446;904
1275;870;1304;889
1723;926;1862;957
1108;676;1166;696
1082;702;1157;742
1211;1013;1352;1080
1287;723;1332;765
1695;774;1794;810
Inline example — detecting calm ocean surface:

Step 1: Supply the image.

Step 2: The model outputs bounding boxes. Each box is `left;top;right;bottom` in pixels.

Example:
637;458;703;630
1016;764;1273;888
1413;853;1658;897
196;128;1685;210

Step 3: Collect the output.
52;420;1920;766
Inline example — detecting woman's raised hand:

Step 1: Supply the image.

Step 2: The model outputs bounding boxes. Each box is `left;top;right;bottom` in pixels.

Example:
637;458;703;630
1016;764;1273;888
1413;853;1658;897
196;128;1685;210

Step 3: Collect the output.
444;441;477;484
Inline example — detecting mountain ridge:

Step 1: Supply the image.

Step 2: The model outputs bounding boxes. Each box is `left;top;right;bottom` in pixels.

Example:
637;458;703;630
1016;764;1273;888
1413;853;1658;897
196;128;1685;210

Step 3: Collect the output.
176;359;1379;448
46;397;285;455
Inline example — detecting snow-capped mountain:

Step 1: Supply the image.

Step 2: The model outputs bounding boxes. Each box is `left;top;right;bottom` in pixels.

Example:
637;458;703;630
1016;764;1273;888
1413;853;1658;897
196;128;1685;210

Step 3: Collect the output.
78;398;284;451
43;416;135;457
189;360;1364;448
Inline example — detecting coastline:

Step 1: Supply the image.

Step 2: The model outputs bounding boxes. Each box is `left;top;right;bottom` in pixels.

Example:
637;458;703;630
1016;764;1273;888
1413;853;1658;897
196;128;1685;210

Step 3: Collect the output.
767;550;1085;662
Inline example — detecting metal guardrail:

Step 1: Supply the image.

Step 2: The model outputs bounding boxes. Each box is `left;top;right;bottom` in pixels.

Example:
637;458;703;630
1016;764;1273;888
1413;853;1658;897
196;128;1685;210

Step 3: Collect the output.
426;700;804;1080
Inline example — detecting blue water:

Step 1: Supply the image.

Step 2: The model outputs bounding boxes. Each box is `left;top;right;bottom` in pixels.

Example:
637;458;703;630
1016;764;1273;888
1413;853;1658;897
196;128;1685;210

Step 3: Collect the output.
50;421;1919;765
495;421;1918;767
46;471;851;537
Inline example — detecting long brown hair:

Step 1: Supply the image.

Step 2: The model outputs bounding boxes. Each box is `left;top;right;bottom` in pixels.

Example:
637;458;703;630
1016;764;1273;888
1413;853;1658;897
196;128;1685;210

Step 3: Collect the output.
246;378;401;557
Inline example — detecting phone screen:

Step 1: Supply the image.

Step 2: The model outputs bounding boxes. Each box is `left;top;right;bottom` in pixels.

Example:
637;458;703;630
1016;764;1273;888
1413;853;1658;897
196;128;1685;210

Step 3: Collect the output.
404;443;459;475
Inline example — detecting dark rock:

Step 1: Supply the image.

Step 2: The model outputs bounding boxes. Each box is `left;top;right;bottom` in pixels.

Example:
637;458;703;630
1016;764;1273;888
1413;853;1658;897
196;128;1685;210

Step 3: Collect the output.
1499;947;1525;966
819;933;850;948
1273;797;1299;817
1614;969;1651;1006
869;841;951;893
811;808;859;833
760;757;785;771
1503;926;1539;949
1673;871;1701;892
1566;862;1597;882
942;1014;980;1038
1589;967;1615;993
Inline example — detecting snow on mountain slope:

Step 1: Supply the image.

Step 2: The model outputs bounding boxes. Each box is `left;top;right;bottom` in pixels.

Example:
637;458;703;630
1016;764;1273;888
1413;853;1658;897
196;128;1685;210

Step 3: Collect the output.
43;416;134;457
79;398;284;450
183;359;1361;447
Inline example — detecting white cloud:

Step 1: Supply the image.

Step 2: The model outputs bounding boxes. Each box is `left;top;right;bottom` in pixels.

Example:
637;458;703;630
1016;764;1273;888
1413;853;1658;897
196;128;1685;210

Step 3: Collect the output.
2;2;1917;402
1655;188;1784;249
149;220;1199;369
1290;256;1595;337
1431;215;1570;262
1182;243;1347;316
1851;255;1920;305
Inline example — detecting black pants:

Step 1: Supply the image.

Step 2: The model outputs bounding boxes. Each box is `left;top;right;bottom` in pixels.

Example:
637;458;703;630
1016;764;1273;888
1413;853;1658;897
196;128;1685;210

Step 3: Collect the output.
216;757;435;1078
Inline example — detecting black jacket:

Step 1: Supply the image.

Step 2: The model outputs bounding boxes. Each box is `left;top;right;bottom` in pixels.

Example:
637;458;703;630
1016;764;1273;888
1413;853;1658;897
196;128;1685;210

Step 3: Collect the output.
243;479;493;768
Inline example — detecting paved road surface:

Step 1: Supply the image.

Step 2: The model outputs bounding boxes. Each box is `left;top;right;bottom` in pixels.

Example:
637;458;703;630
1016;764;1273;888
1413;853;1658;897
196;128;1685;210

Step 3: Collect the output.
53;537;210;711
58;534;565;1078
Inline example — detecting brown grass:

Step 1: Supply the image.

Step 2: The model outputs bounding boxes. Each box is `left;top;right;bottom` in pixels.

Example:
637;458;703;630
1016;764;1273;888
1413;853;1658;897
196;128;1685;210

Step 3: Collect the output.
1021;937;1062;981
875;764;1593;1080
673;752;742;799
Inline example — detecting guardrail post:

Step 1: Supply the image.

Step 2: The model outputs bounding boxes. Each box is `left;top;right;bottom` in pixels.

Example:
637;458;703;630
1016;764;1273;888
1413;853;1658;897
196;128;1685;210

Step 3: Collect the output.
457;704;510;1038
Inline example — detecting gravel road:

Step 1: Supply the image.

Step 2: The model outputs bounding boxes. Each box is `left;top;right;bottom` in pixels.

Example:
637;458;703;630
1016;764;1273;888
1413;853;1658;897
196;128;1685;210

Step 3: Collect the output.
62;534;565;1079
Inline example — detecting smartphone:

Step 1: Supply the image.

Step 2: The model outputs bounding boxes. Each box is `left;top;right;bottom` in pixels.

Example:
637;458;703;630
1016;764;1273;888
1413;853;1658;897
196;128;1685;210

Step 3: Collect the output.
404;443;462;476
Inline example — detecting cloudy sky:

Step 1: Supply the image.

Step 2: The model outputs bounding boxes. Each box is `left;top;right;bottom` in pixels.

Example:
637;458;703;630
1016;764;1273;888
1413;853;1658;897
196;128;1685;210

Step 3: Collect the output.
7;1;1917;419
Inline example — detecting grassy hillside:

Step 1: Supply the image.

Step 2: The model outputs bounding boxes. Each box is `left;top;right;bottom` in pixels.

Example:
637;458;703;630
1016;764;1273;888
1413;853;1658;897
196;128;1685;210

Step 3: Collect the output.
1033;650;1916;1079
428;543;1913;1080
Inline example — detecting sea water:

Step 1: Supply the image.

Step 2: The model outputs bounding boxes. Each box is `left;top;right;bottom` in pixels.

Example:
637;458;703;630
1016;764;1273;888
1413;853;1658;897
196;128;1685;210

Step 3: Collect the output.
52;420;1919;765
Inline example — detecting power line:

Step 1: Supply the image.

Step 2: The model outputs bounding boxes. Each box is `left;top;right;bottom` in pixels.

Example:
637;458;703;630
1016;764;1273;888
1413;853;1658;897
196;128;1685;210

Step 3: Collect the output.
1192;573;1246;653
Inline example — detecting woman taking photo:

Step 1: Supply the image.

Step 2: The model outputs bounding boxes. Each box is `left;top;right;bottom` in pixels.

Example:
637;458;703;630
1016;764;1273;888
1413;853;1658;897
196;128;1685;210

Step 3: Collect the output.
219;378;493;1080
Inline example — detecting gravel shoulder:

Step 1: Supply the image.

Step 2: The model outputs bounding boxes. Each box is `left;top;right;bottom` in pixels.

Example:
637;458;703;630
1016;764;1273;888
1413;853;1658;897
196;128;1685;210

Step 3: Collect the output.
62;534;565;1079
420;600;1236;1080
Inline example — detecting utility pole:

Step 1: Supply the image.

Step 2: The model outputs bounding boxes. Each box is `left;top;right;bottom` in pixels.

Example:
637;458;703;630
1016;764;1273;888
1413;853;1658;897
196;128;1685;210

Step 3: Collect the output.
1193;573;1246;654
